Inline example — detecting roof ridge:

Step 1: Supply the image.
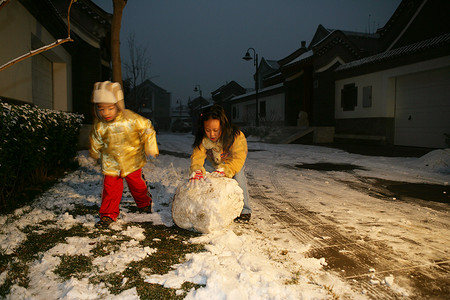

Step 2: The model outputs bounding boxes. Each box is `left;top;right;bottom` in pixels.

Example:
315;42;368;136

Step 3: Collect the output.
336;32;450;72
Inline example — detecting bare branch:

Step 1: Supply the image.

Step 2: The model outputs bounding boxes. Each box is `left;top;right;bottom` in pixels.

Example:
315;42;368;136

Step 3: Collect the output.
0;0;11;11
0;0;76;72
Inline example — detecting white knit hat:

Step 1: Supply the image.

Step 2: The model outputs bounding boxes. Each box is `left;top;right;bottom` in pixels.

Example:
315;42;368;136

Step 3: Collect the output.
92;80;124;103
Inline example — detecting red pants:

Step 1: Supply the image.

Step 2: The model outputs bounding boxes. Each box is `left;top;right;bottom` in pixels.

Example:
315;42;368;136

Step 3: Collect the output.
99;169;152;220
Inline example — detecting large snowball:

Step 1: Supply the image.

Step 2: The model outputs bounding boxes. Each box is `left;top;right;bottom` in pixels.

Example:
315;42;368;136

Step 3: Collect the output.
172;176;244;233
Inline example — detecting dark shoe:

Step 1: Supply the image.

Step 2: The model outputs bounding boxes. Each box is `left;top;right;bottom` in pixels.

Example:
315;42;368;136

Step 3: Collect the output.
95;216;114;228
139;205;152;213
234;213;251;223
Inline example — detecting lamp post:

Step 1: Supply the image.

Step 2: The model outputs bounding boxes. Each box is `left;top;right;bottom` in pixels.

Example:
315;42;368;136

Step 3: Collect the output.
177;99;182;118
242;47;259;127
193;84;202;97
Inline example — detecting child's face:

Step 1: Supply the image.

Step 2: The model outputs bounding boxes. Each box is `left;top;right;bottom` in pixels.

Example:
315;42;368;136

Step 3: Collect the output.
204;119;222;142
97;103;118;121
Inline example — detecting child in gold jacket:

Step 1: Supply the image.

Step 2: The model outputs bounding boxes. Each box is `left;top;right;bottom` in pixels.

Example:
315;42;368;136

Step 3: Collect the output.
189;105;251;222
89;81;158;228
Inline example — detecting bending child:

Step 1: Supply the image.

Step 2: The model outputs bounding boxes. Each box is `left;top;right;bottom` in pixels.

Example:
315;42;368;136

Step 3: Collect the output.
89;81;159;228
189;104;252;222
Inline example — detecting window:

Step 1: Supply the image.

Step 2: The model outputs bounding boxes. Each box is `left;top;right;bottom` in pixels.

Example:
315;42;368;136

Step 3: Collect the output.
260;101;266;118
341;83;357;111
363;86;372;108
232;107;237;119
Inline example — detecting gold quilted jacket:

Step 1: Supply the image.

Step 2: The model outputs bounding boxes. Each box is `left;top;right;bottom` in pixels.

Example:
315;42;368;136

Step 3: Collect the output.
190;131;248;178
90;109;159;177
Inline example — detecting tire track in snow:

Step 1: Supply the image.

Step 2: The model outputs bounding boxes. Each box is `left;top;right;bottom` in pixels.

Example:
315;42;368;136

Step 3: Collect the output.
246;166;444;299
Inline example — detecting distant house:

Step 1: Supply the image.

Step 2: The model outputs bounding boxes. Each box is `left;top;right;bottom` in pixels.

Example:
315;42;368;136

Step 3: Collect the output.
128;79;171;130
0;0;111;124
189;96;210;134
228;57;285;127
211;81;246;119
230;83;285;127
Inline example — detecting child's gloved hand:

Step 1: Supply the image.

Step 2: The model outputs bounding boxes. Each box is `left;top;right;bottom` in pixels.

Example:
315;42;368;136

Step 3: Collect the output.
189;170;204;181
210;168;225;178
188;170;204;188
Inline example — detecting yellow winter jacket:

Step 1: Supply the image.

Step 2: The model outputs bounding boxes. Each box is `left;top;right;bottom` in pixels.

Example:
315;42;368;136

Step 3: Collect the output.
89;109;159;177
190;131;248;178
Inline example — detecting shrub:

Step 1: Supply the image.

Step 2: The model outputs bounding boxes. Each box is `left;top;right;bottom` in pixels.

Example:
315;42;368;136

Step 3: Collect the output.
0;100;83;209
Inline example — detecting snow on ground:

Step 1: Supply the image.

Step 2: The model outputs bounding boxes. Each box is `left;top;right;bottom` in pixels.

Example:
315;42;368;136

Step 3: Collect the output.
1;132;449;299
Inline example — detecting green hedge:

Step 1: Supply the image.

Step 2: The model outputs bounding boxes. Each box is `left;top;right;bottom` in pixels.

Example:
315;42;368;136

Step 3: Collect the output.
0;100;84;208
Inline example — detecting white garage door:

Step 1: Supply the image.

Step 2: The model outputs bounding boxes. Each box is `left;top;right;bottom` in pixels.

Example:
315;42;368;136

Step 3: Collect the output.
394;67;450;148
32;54;53;109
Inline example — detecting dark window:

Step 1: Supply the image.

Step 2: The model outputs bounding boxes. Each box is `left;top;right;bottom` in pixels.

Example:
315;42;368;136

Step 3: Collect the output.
232;107;237;119
260;101;266;118
341;83;357;111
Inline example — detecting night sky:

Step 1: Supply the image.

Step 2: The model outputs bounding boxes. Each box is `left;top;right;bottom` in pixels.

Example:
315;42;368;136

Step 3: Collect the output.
91;0;401;105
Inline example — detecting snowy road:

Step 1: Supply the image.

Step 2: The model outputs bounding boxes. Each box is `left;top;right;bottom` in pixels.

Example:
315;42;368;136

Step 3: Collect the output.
159;133;450;299
2;132;448;299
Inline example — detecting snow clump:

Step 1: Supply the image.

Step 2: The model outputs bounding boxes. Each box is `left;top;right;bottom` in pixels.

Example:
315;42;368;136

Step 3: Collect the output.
172;175;244;233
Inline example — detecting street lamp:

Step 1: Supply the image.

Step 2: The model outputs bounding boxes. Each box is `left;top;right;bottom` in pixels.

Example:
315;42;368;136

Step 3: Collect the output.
242;47;259;126
193;84;202;97
176;99;182;118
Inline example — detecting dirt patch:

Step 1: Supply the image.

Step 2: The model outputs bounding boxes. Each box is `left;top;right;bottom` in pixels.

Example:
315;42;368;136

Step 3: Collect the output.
320;140;434;158
159;149;191;158
381;180;449;204
290;162;449;206
338;177;450;210
294;162;367;172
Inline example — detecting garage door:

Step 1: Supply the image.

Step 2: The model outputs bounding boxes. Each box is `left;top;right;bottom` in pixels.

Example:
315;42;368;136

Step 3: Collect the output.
32;54;53;109
394;67;450;148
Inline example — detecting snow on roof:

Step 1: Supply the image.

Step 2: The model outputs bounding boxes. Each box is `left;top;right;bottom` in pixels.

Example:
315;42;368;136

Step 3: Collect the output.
265;72;282;80
230;83;284;102
285;50;314;66
331;28;379;39
336;33;450;72
265;59;280;70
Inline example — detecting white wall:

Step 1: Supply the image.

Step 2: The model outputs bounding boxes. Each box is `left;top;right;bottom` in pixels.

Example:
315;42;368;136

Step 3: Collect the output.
335;56;450;119
0;1;72;110
0;1;33;103
231;92;285;124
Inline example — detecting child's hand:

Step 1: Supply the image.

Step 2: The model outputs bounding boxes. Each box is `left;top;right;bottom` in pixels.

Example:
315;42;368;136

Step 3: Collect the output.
188;170;204;188
210;168;225;178
189;170;204;181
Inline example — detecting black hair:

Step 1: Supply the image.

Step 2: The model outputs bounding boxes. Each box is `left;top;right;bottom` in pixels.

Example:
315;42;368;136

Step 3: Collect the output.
192;104;240;152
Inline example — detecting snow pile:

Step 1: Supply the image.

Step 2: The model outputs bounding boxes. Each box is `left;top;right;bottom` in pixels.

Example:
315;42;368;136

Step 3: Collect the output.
0;207;56;254
172;176;244;233
417;148;450;174
144;229;333;299
6;233;153;299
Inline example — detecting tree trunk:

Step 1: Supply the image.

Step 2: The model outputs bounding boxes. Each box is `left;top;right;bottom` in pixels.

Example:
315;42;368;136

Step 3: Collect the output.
111;0;127;87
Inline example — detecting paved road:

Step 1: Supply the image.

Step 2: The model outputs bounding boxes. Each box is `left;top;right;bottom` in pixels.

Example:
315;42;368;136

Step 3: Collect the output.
245;161;450;299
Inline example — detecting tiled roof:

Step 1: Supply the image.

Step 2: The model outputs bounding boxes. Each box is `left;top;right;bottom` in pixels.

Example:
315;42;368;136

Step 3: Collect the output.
265;59;280;70
230;83;284;102
336;33;450;72
285;50;314;67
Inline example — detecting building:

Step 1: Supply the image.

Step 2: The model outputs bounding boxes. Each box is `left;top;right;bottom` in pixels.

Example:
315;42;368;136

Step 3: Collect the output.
211;81;246;119
228;0;450;148
334;0;450;148
127;79;172;130
188;96;211;134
